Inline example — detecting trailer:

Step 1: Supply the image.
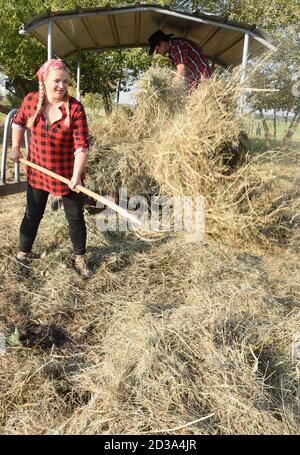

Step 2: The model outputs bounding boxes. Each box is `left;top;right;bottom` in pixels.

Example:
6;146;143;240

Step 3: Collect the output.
0;3;276;196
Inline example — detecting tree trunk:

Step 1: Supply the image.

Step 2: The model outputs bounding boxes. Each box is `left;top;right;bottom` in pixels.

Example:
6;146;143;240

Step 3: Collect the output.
285;111;289;125
0;103;11;115
281;112;300;152
258;108;271;149
102;93;112;116
248;113;254;135
116;78;122;104
273;109;277;144
284;111;289;134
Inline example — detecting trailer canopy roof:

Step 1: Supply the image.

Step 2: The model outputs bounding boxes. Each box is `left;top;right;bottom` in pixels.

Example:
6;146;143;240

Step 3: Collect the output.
20;3;276;67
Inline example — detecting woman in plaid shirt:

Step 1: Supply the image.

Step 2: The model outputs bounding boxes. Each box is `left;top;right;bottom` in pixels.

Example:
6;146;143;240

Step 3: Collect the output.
10;59;92;278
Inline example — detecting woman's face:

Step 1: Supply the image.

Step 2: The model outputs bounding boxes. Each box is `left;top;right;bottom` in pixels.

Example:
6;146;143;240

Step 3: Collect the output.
44;68;69;101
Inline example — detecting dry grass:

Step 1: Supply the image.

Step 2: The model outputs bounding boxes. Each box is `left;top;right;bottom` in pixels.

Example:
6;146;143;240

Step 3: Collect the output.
87;67;300;249
0;66;299;435
1;220;299;434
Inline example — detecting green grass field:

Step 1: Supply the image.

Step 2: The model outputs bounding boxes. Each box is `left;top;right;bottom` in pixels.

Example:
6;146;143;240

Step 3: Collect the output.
245;117;300;153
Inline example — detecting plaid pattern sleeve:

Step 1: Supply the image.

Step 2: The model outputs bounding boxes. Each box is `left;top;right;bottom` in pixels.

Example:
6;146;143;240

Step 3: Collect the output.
72;104;90;155
170;40;190;66
12;92;35;128
169;38;212;90
13;93;90;196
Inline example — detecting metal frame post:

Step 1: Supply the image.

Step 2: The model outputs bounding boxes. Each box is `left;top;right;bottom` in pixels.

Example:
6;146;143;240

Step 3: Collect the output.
240;33;249;114
47;19;53;60
241;32;249;84
0;108;18;185
76;56;81;101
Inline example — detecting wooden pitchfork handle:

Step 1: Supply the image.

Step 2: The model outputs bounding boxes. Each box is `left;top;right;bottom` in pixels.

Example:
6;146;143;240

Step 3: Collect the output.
19;158;142;226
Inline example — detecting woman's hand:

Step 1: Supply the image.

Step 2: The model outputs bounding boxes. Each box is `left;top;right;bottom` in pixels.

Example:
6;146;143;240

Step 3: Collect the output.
10;147;22;163
69;174;82;193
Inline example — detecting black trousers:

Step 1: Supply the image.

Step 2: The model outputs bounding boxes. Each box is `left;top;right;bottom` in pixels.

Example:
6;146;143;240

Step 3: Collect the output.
20;184;87;255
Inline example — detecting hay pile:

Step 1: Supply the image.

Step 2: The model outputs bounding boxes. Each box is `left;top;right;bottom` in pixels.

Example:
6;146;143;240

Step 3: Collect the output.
88;67;243;199
0;66;299;435
87;67;300;248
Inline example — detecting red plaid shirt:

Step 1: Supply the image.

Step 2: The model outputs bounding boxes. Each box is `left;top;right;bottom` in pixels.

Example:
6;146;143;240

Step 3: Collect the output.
169;38;212;90
13;92;89;196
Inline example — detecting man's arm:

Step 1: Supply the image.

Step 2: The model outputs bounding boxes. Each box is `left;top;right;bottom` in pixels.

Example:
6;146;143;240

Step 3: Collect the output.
169;40;188;85
173;63;186;84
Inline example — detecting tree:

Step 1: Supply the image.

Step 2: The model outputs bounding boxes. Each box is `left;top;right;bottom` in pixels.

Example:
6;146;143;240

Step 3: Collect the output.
247;27;299;150
74;49;150;114
172;0;300;31
0;0;149;113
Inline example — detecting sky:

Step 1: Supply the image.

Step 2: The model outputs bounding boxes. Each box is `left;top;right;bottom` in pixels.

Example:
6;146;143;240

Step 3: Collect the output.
118;83;137;106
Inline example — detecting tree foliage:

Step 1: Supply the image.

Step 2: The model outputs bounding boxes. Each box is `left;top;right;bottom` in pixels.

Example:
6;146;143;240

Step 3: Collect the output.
76;49;150;114
170;0;300;33
0;0;150;111
1;0;299;131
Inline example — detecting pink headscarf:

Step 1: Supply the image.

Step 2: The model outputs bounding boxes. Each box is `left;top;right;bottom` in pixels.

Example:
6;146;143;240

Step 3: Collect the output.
36;59;68;82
